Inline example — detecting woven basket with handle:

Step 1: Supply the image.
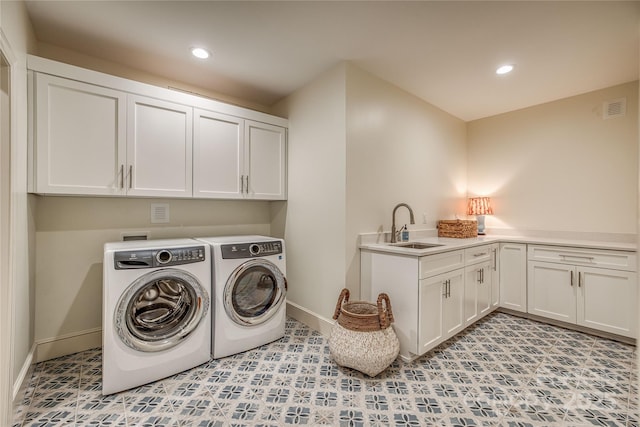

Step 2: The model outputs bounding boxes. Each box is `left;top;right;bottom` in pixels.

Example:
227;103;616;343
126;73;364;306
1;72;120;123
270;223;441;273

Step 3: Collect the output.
332;288;394;332
328;288;400;376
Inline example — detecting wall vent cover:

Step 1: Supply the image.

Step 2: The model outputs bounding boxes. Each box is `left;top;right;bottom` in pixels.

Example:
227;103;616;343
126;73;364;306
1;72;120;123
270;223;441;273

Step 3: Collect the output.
151;203;170;224
603;98;626;119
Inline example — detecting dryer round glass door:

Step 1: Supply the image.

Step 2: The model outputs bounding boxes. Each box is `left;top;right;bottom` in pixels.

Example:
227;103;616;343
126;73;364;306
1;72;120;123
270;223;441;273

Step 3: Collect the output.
115;268;210;352
224;259;286;326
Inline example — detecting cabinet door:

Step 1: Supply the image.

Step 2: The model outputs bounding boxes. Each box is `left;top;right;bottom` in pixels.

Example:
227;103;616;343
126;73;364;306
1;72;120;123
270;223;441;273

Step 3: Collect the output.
464;261;491;326
418;275;444;354
478;263;492;319
127;95;192;197
527;261;576;323
442;269;465;338
578;267;637;338
34;73;126;195
245;120;286;200
490;244;500;309
499;243;527;312
193;110;243;199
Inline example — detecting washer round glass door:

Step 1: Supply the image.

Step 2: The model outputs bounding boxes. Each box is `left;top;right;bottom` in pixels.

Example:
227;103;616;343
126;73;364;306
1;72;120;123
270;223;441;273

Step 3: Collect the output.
115;268;209;352
224;259;286;326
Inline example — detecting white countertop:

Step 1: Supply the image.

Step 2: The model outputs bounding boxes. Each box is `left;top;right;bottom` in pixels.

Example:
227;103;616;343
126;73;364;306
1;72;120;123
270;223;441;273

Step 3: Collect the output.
359;234;637;257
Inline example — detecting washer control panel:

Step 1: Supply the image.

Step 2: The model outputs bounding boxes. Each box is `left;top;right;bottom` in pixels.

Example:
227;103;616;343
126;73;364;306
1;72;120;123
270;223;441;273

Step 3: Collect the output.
221;241;283;259
114;246;206;269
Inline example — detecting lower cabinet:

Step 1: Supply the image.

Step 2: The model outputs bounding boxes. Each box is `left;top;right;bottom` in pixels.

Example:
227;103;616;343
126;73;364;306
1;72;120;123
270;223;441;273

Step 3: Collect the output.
499;243;527;312
361;241;637;360
527;245;637;338
418;268;464;354
464;245;494;326
464;261;491;325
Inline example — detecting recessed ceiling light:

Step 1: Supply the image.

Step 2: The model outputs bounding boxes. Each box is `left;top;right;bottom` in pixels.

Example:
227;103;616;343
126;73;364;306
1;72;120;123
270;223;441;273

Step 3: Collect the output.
191;47;210;59
496;64;514;75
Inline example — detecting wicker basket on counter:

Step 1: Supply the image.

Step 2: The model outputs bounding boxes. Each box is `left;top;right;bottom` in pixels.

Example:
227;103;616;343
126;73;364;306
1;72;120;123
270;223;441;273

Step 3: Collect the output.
437;219;478;238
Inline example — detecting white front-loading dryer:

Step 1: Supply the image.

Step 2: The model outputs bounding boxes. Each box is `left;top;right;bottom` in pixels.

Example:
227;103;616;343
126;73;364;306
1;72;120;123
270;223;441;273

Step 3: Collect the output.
197;235;287;359
102;238;211;395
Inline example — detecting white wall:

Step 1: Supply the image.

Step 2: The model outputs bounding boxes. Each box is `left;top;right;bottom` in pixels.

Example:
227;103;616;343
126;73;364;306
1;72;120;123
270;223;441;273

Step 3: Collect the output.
345;65;467;293
467;81;638;237
0;0;37;410
273;63;467;331
272;64;347;329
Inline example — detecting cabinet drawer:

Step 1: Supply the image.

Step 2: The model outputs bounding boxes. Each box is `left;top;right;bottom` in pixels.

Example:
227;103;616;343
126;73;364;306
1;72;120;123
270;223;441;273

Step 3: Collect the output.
465;245;492;265
528;245;637;272
420;250;464;279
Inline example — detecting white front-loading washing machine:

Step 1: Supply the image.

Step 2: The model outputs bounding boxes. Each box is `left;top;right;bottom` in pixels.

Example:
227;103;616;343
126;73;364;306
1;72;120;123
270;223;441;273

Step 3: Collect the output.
102;238;211;395
197;235;287;359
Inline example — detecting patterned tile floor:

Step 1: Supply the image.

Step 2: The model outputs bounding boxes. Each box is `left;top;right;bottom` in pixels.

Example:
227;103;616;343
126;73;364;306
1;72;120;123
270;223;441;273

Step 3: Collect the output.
12;312;639;426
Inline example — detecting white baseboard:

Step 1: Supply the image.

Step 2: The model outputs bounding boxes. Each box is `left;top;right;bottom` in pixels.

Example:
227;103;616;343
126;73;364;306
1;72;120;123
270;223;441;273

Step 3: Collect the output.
12;343;36;403
286;301;334;337
35;327;102;363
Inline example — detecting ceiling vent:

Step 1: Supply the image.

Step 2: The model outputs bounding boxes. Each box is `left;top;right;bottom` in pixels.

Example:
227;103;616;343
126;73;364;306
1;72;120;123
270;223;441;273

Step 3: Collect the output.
603;98;626;119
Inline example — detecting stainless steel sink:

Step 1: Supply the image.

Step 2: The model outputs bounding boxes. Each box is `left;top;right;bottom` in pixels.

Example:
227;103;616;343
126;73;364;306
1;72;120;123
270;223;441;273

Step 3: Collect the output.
391;242;443;249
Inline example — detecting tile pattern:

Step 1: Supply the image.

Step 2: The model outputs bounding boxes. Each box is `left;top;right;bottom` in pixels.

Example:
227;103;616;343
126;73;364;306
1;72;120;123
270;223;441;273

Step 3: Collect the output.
13;312;638;426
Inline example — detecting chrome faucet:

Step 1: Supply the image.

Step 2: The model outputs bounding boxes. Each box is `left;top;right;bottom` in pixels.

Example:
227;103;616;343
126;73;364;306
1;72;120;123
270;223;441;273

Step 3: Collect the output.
391;203;415;243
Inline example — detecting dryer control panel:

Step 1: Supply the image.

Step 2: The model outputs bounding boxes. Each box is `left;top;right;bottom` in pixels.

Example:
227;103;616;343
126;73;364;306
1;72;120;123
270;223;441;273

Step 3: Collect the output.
114;246;206;269
222;241;283;259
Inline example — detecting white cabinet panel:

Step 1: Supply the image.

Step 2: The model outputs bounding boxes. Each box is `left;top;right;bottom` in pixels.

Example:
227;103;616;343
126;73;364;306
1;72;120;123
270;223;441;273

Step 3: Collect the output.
527;261;576;323
579;267;637;337
442;269;465;337
528;245;636;271
464;260;491;326
193;110;243;198
34;74;126;195
499;243;527;312
418;275;444;353
126;95;193;197
419;250;464;279
245;121;286;200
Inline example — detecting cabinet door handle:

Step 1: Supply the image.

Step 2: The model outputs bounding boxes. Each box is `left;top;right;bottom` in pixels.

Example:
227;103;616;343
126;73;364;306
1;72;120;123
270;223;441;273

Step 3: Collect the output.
477;269;482;284
560;254;595;262
447;279;451;298
570;270;574;287
245;175;249;194
128;165;133;189
240;175;244;194
578;271;582;287
481;268;484;283
119;165;124;189
493;249;497;271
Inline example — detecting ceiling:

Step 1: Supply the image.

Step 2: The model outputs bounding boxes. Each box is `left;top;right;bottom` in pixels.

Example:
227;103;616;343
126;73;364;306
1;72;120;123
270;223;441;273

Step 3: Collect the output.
24;1;640;121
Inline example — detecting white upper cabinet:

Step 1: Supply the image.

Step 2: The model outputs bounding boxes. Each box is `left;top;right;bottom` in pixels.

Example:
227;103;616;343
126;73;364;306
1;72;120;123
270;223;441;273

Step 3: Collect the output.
33;73;126;195
193;113;287;200
127;95;193;198
245;120;287;200
28;55;288;200
193;110;244;199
